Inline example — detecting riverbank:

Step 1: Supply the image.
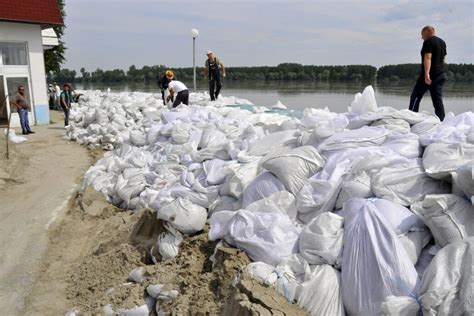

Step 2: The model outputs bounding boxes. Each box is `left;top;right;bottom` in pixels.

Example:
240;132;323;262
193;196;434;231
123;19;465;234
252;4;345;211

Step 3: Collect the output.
0;111;92;315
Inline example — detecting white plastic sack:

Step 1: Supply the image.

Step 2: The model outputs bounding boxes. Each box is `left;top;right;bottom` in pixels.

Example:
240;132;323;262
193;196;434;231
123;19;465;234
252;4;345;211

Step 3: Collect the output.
381;296;420;316
371;158;450;206
411;194;474;247
208;209;300;266
202;159;228;185
341;198;419;316
451;163;474;201
158;225;183;260
242;171;286;207
157;197;207;235
5;129;27;144
245;191;297;221
198;128;228;149
244;262;278;285
382;132;421;159
297;264;345;316
248;129;299;156
350;85;377;114
419;237;473;315
261;145;324;195
220;160;260;199
422;142;474;179
299;212;344;266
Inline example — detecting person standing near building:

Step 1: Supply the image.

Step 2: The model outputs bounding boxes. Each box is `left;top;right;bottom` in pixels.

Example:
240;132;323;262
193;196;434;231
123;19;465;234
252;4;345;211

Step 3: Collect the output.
60;83;72;126
158;70;176;105
408;25;447;121
11;85;34;135
54;82;61;109
204;51;226;101
166;79;189;108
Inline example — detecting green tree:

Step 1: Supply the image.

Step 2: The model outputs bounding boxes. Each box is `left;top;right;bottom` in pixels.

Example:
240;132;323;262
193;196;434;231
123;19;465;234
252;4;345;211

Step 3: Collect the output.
44;0;67;73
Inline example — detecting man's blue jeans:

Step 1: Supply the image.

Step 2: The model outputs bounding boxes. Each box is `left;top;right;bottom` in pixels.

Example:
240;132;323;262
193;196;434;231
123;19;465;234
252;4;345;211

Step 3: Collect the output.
408;72;447;121
18;108;31;133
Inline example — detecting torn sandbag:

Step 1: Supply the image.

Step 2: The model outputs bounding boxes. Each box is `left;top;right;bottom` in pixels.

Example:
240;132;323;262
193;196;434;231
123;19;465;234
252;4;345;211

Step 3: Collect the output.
157;197;207;235
209;209;300;266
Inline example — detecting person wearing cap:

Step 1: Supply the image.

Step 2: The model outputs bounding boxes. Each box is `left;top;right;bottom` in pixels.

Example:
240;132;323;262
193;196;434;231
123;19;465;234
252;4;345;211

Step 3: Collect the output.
166;79;189;108
204;51;225;101
60;83;73;126
158;70;176;105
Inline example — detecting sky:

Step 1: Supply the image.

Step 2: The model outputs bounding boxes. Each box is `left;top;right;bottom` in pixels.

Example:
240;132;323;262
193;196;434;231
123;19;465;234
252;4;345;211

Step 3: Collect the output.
62;0;473;72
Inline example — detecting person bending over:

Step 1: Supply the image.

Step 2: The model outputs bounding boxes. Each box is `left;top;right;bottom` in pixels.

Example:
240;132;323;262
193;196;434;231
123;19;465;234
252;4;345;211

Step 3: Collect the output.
167;79;189;108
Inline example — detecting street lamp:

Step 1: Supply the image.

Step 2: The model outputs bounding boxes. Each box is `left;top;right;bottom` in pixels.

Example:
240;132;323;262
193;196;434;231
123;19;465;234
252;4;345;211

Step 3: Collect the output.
191;28;199;92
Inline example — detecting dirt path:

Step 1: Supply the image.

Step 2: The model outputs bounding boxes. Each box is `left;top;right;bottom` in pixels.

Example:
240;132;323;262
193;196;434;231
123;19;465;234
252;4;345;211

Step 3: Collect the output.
0;111;92;315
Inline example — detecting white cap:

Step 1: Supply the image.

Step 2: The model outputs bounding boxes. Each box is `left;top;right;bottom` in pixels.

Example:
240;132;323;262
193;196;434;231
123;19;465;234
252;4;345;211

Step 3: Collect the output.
206;50;213;55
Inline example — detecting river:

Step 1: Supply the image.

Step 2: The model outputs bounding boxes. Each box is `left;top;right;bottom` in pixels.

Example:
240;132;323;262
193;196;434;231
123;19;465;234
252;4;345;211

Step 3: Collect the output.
76;81;473;115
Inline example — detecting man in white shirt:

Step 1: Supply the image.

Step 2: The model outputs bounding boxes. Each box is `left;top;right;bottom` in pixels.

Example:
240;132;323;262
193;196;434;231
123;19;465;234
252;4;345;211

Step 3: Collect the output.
166;76;189;108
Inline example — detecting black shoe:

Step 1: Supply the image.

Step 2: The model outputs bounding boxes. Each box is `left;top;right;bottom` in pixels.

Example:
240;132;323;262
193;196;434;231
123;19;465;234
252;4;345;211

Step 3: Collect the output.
22;132;28;135
210;98;215;101
28;131;35;134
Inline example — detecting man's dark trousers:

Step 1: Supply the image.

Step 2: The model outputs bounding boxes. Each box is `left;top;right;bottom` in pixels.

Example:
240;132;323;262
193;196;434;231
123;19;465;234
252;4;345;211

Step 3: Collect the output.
209;73;222;101
409;72;447;121
172;90;189;108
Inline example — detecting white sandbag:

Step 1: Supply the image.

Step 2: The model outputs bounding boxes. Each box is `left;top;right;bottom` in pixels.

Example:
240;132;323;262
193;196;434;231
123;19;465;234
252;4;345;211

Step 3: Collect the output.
371;158;450;206
414;244;437;278
451;163;473;201
367;198;425;235
381;296;419;316
119;304;150;316
146;284;179;301
272;100;287;110
350;85;377;114
422;142;474;179
335;171;373;209
128;267;146;283
248;129;299;156
398;229;432;265
208;195;241;216
208;209;300;266
318;126;389;155
261;145;324;195
244;262;278;285
411;194;474;247
170;123;191;144
5;129;28;144
219;160;260;199
157;197;207;235
382;132;422;159
198;128;228;149
419;237;473;315
372;118;411;133
419;111;474;146
245;191;297;221
129;130;146;146
274;254;311;302
297;264;345;316
158;225;183;260
341;198;419;316
242;171;286;207
202;159;228;185
299;212;344;266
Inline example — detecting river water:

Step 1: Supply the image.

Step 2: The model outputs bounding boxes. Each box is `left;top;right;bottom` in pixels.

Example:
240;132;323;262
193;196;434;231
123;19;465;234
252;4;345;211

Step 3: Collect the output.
77;81;473;115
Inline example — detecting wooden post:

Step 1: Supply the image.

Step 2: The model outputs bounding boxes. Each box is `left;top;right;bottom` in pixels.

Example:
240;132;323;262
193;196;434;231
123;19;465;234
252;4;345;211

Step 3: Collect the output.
2;95;10;159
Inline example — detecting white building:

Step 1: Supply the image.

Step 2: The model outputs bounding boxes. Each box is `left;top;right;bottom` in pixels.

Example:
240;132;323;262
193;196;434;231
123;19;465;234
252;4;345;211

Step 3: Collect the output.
0;0;64;127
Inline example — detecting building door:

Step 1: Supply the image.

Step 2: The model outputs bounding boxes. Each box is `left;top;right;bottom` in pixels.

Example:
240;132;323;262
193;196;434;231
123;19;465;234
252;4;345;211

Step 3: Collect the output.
0;76;6;125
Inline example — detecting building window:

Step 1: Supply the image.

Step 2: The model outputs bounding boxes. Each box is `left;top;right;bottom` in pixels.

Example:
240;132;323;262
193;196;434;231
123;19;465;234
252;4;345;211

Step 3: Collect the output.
0;42;28;65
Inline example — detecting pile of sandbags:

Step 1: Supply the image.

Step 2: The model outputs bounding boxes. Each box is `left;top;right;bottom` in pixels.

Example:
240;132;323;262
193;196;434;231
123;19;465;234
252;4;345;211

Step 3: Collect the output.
70;88;474;315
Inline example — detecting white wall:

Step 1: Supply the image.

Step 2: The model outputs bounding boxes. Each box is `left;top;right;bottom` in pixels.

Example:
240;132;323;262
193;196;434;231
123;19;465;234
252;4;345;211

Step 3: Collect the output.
0;22;48;127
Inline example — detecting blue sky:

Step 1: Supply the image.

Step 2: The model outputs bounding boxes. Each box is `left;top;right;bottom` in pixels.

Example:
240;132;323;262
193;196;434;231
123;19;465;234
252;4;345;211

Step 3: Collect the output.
62;0;473;71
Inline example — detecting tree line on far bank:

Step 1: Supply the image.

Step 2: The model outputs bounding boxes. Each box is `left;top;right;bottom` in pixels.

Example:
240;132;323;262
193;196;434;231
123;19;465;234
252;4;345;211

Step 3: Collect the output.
48;63;474;85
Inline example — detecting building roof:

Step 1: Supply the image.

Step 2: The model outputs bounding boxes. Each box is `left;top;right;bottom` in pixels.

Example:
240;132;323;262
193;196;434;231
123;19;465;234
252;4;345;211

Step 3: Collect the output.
0;0;64;28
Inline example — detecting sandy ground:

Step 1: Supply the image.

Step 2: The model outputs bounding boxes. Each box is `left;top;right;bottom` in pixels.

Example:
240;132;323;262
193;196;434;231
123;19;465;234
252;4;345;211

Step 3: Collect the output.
0;111;92;315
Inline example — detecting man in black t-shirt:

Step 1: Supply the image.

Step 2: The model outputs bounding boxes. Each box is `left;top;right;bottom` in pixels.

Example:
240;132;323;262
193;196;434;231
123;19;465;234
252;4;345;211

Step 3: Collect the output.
408;25;447;121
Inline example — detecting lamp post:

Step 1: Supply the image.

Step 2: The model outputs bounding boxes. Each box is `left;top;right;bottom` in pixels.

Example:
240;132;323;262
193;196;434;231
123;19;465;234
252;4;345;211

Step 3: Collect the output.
191;28;199;92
